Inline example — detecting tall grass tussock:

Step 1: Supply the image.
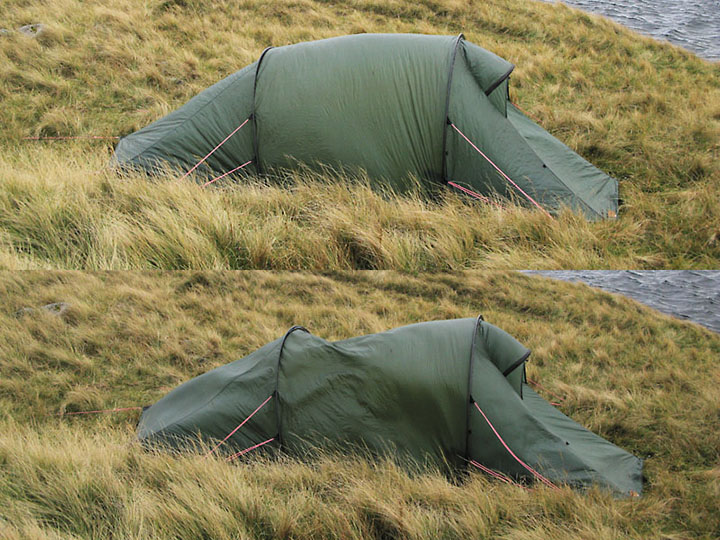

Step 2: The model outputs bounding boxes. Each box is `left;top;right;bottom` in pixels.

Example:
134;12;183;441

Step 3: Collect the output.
1;0;719;269
0;271;719;538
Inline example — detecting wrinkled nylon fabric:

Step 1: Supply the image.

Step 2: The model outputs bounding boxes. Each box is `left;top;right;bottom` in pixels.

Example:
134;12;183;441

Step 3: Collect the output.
487;79;509;117
446;42;598;215
113;63;256;177
461;40;514;95
138;318;642;495
507;103;618;217
522;387;643;492
468;364;642;494
137;338;280;449
112;34;619;218
255;34;451;185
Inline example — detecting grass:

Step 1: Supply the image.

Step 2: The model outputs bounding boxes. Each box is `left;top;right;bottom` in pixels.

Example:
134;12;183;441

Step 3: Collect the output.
1;0;719;269
0;271;719;539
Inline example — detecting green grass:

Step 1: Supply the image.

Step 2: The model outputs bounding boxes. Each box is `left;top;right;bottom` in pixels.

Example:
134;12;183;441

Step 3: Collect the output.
1;271;719;538
1;0;719;269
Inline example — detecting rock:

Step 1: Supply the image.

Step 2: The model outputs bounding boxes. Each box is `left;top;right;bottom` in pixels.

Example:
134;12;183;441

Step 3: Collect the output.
14;302;71;317
18;23;46;37
41;302;70;315
0;29;12;36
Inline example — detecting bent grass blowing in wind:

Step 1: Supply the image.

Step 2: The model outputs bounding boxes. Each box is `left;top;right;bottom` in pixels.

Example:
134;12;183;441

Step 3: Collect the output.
0;0;719;269
0;271;718;538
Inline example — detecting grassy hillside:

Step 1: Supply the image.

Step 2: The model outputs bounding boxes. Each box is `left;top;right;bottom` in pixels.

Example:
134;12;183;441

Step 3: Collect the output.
1;0;719;269
0;271;718;539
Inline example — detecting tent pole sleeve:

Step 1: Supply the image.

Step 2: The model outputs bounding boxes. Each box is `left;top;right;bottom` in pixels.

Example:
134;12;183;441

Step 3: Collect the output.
441;34;464;184
484;65;515;97
502;350;531;377
252;47;274;176
274;325;309;452
465;314;484;462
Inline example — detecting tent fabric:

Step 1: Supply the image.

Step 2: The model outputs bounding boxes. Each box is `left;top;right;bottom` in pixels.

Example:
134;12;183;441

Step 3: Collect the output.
113;33;619;219
137;318;643;495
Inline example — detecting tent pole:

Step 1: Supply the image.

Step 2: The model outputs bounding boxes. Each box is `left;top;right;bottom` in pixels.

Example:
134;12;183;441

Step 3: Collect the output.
274;325;309;452
441;34;464;184
464;314;484;464
252;47;274;176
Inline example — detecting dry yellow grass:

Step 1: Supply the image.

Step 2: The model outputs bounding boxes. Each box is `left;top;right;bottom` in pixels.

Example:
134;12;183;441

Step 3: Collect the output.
2;2;718;537
0;271;719;538
1;0;719;269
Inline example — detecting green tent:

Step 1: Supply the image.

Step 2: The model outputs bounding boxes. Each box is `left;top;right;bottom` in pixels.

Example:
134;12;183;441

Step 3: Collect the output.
137;317;642;495
113;33;618;219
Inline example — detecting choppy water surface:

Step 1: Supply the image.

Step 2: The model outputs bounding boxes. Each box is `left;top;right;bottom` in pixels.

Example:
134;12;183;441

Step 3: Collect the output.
544;0;720;61
524;271;720;333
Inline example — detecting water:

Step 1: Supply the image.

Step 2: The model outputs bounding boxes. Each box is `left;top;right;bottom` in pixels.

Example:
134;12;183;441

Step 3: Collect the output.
544;0;720;61
524;271;720;333
523;7;720;330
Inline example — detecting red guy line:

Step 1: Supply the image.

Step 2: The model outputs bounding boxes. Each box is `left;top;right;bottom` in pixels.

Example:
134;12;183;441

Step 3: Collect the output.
205;394;273;458
471;459;509;482
527;378;565;403
447;181;504;208
202;160;252;187
51;406;142;416
470;460;531;491
473;401;558;489
23;135;120;140
226;437;275;462
510;102;542;124
450;123;552;219
179;117;250;181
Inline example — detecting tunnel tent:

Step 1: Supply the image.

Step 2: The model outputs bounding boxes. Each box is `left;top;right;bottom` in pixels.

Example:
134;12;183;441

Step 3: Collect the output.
137;317;643;496
113;33;619;219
